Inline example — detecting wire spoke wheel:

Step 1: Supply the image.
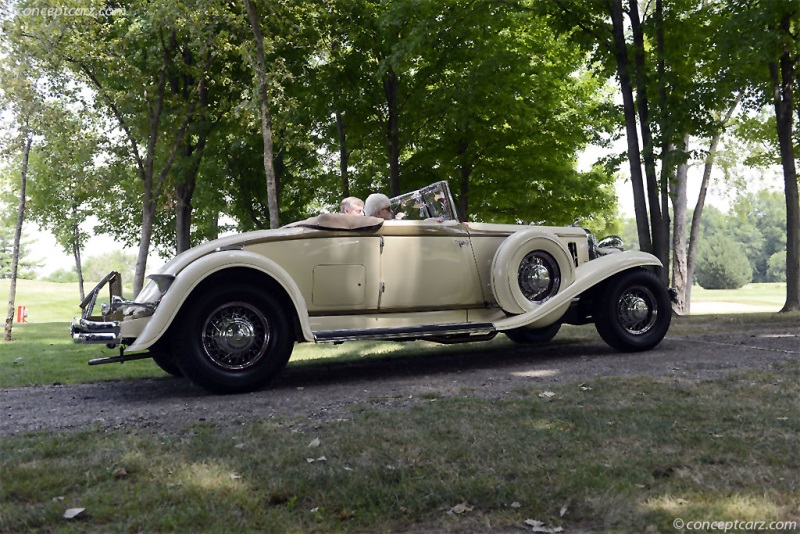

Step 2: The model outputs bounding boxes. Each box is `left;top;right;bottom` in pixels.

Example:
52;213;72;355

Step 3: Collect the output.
518;251;561;303
201;302;271;370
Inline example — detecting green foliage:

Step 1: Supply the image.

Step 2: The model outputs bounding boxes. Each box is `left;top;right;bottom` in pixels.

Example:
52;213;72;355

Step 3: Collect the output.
81;251;137;289
0;228;38;279
42;268;80;284
696;233;752;289
767;251;787;283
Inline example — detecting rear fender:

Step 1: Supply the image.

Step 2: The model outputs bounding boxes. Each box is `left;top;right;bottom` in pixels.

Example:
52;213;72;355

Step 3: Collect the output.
126;250;313;352
494;251;662;331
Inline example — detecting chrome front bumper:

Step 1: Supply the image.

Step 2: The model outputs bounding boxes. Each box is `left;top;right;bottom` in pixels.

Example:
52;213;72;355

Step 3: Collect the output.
71;317;121;344
71;271;123;345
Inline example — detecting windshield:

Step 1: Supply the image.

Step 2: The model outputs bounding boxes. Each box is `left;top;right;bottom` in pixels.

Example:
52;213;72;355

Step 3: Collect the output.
389;181;460;221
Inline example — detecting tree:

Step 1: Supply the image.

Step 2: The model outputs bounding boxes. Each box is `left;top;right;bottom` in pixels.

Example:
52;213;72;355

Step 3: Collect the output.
10;0;216;295
0;46;41;341
26;102;98;300
719;0;800;312
243;0;280;229
695;233;752;290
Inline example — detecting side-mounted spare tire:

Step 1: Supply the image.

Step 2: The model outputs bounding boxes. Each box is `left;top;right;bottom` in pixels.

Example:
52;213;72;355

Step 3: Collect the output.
491;229;575;315
172;283;295;394
593;268;671;352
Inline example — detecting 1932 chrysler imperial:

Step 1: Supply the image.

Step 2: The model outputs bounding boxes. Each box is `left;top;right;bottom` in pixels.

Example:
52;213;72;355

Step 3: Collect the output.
71;181;672;393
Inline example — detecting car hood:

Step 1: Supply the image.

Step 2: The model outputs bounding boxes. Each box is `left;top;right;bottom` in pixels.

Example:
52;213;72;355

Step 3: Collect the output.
151;226;308;279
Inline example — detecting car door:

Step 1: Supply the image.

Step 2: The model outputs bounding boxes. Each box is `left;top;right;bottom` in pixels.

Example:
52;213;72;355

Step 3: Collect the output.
377;221;484;312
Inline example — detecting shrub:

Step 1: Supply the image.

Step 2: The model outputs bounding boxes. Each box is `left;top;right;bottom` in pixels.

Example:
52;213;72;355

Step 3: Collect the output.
766;250;786;282
695;233;752;289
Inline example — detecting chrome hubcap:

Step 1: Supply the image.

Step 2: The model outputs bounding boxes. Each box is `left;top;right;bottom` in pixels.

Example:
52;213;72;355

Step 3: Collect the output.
518;251;560;303
617;286;657;335
201;302;270;370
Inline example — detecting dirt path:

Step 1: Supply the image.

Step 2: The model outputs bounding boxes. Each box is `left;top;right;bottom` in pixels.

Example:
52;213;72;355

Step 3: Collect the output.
2;322;799;437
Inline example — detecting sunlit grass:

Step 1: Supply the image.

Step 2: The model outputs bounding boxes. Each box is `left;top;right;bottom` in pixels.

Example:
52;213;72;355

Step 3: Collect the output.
691;282;786;313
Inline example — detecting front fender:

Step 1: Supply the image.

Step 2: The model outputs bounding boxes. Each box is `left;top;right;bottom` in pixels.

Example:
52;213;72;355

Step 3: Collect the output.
126;250;313;352
493;251;662;331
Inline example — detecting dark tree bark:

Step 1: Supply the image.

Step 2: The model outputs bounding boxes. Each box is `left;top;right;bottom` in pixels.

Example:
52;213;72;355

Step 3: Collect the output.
458;139;472;222
770;26;800;312
607;0;652;254
628;0;667;272
384;67;400;197
336;111;350;198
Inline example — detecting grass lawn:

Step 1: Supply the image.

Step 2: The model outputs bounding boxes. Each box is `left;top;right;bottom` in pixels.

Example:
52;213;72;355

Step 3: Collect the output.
1;363;799;532
691;283;786;313
1;281;799;531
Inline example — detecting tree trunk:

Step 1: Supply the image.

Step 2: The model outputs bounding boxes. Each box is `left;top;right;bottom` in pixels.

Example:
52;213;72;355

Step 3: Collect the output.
670;136;690;315
686;93;742;311
384;67;400;197
134;197;157;297
628;0;666;271
770;40;800;312
458;139;472;222
175;180;196;254
72;216;85;301
4;136;31;342
336;111;350;198
244;0;280;229
608;0;652;253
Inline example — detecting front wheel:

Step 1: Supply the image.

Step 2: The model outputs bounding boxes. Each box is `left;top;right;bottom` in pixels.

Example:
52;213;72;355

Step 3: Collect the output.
152;353;183;377
593;269;671;352
173;284;294;393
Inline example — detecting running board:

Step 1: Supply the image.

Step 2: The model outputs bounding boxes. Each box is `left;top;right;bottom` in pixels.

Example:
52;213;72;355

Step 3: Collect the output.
313;323;496;343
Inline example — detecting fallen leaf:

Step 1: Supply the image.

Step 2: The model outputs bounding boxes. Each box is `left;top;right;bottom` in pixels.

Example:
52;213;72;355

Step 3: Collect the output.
335;509;355;520
308;438;320;448
448;503;474;515
524;519;563;533
112;467;128;479
560;504;568;517
64;508;85;520
511;501;522;508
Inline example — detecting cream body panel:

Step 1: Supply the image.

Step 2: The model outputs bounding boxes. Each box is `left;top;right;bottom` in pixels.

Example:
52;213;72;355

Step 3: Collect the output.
119;316;150;339
309;309;478;332
494;251;662;331
378;234;483;312
126;250;316;352
246;237;381;313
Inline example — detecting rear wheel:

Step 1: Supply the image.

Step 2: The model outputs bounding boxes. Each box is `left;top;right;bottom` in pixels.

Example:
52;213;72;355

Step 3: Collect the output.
505;321;561;344
173;284;294;393
593;269;671;352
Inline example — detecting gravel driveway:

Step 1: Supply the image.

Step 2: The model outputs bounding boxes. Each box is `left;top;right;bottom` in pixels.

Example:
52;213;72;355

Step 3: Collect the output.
2;320;799;437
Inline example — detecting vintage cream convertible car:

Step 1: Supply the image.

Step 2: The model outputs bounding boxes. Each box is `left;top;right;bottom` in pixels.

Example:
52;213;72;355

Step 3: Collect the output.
71;181;672;393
